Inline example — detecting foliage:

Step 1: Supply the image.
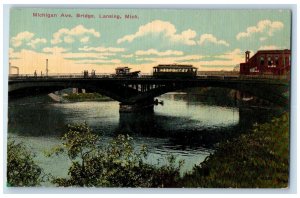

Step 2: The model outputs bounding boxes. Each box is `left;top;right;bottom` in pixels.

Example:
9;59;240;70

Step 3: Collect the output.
181;112;289;188
49;122;183;187
7;140;44;187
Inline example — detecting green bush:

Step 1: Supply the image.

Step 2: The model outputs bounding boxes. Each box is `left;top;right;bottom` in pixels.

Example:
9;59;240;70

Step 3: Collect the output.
49;122;182;187
7;140;44;187
181;113;289;188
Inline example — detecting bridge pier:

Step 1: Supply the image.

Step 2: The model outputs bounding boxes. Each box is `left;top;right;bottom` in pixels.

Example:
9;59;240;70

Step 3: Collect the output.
119;99;154;113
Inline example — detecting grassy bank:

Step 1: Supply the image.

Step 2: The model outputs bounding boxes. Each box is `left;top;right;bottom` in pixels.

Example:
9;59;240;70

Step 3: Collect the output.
63;93;112;102
180;112;289;188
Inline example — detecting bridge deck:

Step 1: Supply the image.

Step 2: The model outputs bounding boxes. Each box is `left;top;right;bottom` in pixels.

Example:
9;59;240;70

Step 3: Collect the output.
8;73;290;108
9;74;289;84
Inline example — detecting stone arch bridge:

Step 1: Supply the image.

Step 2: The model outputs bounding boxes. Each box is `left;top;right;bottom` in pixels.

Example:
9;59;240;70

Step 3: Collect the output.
9;76;289;112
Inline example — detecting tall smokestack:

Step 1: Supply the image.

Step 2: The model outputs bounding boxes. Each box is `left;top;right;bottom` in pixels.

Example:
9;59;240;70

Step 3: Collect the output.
46;59;48;76
245;51;250;63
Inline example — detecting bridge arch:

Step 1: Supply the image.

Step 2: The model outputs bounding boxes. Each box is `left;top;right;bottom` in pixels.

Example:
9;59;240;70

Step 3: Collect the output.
8;80;133;102
9;78;289;112
126;80;289;108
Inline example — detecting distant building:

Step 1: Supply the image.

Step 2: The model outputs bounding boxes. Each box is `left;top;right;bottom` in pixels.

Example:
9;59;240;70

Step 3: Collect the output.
240;49;291;75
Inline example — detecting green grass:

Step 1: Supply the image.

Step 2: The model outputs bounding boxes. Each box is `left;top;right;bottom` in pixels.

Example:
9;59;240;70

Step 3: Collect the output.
180;112;289;188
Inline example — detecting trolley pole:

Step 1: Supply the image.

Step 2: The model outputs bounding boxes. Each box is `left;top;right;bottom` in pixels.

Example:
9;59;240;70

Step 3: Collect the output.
46;59;48;77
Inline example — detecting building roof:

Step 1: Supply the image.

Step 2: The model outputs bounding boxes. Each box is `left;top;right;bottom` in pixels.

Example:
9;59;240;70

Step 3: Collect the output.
255;49;291;54
115;67;131;70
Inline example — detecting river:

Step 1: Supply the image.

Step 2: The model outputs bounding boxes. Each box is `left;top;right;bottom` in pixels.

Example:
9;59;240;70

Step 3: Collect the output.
7;88;282;186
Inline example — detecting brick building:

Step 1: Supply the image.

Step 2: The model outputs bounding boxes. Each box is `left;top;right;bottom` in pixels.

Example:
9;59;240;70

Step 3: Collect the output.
240;49;291;75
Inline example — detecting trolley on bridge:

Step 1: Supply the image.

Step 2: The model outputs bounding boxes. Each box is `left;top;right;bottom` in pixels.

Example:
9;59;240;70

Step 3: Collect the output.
114;67;140;77
153;64;198;78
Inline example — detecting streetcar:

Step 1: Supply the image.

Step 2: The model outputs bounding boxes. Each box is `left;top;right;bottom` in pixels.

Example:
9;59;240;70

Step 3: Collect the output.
153;64;198;78
115;67;140;77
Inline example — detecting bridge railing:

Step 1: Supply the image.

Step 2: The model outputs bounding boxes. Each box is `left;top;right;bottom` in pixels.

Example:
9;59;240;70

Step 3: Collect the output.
8;73;109;78
8;73;289;81
237;74;289;81
8;73;154;79
195;74;289;81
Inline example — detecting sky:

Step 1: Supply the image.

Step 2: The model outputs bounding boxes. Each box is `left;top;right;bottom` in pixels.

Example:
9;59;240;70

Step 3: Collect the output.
9;8;291;75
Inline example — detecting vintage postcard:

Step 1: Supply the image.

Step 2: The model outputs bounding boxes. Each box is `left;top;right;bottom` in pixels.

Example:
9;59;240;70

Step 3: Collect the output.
7;8;291;188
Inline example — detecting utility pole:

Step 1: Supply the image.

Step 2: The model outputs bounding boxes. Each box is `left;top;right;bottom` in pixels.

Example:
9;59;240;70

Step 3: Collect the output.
46;59;48;77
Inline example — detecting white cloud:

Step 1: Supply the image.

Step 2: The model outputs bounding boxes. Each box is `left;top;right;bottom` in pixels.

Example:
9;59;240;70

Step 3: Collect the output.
171;29;197;46
78;46;125;52
117;20;197;45
74;59;121;64
258;45;280;50
43;46;116;59
43;47;68;54
51;25;100;44
64;36;74;43
62;53;109;59
121;54;134;58
236;20;284;40
9;48;18;60
136;54;204;63
11;31;35;47
135;49;184;56
27;38;47;48
198;34;229;46
214;48;243;58
80;36;90;43
259;37;267;41
200;48;245;69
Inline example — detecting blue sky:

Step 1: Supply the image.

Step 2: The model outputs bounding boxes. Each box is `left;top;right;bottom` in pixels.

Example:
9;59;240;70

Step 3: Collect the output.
9;8;291;74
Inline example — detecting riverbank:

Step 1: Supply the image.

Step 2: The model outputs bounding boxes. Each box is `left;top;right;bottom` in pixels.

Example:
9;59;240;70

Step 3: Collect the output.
7;109;289;187
180;112;289;188
170;87;277;108
7;92;288;187
62;93;112;102
7;112;289;187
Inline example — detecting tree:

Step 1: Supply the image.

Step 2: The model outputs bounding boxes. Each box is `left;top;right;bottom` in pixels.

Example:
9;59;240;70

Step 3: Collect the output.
7;140;44;187
49;122;183;187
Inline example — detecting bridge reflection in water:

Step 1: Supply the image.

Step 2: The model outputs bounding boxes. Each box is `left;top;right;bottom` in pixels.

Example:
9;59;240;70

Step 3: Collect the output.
9;74;289;112
8;92;283;177
117;97;281;148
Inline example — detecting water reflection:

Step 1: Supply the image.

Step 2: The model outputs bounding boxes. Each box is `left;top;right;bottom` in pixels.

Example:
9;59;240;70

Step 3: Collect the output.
7;91;282;178
8;96;68;136
117;103;239;148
